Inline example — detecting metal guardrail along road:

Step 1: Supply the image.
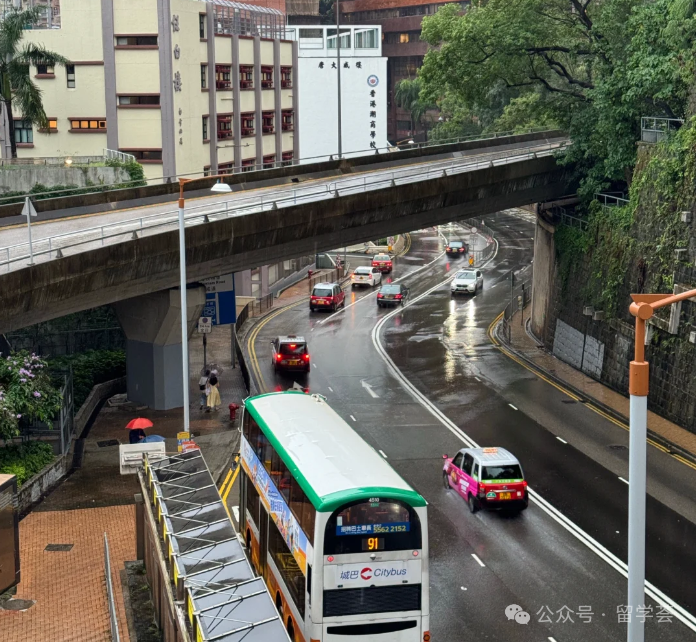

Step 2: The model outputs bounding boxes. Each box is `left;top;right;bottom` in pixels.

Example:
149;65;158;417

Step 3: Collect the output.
0;139;566;274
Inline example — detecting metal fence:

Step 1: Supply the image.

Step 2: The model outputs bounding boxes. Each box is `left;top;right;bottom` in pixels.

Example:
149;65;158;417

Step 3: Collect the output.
103;533;120;642
20;370;74;454
595;192;629;209
308;267;346;292
0;139;567;274
500;279;532;345
641;117;684;143
103;149;136;163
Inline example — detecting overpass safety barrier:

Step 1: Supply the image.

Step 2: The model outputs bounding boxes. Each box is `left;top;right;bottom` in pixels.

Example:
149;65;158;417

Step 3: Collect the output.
0;140;567;275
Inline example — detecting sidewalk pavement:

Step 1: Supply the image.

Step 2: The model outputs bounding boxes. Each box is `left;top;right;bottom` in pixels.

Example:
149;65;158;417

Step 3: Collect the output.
502;307;696;459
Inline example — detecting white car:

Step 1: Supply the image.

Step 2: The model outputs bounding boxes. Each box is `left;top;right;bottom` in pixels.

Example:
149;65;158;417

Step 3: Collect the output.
351;265;382;288
451;269;483;295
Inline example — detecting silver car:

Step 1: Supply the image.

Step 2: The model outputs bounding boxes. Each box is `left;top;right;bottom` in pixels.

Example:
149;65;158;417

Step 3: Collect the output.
450;269;483;295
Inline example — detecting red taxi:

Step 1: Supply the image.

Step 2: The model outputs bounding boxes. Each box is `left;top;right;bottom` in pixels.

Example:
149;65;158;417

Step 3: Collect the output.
442;447;528;514
372;253;393;274
270;335;310;373
309;282;345;312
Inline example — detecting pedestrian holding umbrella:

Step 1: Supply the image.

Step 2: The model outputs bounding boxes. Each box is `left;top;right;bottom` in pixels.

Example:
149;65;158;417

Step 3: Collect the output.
126;417;153;444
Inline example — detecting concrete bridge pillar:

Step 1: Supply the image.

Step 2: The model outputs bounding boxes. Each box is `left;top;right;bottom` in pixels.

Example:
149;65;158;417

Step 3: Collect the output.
531;215;556;342
113;286;206;410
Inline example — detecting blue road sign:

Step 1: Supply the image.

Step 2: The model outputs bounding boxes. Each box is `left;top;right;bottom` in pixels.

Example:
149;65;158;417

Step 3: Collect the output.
200;274;236;325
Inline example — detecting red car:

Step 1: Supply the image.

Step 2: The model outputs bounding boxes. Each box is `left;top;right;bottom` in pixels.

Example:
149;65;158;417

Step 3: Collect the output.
309;282;345;312
372;253;393;273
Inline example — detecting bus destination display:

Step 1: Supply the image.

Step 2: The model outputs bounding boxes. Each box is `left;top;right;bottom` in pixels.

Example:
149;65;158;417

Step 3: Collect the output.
336;522;411;536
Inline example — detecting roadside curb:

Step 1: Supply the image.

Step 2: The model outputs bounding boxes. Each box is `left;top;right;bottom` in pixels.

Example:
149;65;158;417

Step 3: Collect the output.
492;316;696;466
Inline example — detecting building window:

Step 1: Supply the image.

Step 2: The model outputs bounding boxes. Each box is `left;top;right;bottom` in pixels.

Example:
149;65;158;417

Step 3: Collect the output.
38;118;58;133
262;111;274;134
218;161;234;174
281;151;293;166
281;66;292;88
115;35;158;47
66;64;75;88
200;64;208;90
396;119;412;132
199;14;206;39
14;120;33;144
204;165;211;176
117;95;160;107
241;158;255;172
261;66;273;89
70;119;107;131
263;154;275;169
241;113;255;137
215;65;231;90
217;114;232;140
120;149;163;162
327;28;351;49
391;56;424;78
202;116;209;141
36;64;54;77
355;28;378;48
240;65;254;89
400;33;409;44
282;109;294;132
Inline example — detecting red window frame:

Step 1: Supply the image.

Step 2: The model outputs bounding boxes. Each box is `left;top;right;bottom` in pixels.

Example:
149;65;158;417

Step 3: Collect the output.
217;113;233;140
261;65;273;89
241;158;256;173
262;111;275;134
215;64;231;90
281;66;292;89
263;154;276;169
282;110;294;132
241;112;255;137
240;65;254;89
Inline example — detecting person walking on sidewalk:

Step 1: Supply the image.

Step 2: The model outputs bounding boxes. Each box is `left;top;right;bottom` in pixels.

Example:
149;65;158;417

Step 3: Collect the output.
206;371;221;412
199;370;210;410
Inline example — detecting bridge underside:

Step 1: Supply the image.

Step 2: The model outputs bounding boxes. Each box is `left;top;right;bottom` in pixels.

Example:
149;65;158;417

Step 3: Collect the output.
0;155;572;333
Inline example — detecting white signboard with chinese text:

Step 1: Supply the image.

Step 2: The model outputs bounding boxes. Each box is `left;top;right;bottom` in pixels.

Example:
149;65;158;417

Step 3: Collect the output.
324;559;421;589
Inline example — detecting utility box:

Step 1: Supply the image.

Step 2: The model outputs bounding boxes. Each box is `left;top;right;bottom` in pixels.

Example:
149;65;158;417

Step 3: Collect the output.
0;474;20;593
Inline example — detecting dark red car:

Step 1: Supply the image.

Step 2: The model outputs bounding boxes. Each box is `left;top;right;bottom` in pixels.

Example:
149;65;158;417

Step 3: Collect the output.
372;253;393;273
309;282;345;312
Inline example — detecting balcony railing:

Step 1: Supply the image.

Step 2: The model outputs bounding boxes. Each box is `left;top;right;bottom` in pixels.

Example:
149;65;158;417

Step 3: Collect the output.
281;80;292;88
241;127;254;137
263;125;274;134
282;123;293;132
217;130;233;140
262;80;273;89
240;80;253;89
641;117;683;143
216;80;231;90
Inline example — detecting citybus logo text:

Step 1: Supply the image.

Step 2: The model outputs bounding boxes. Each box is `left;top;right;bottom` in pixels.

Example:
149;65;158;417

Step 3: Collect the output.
360;567;407;581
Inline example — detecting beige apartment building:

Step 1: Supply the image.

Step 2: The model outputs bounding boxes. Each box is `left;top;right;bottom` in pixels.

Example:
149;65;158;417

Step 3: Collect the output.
2;0;299;181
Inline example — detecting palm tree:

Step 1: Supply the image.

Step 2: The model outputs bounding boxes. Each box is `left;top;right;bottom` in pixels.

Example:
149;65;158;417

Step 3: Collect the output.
0;7;67;157
394;78;436;140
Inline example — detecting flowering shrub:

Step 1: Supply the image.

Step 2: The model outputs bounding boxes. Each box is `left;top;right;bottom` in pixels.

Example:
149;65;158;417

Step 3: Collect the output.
0;352;63;440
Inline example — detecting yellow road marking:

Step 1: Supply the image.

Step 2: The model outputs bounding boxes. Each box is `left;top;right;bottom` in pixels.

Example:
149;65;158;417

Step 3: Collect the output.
219;468;233;494
488;311;696;470
223;465;240;503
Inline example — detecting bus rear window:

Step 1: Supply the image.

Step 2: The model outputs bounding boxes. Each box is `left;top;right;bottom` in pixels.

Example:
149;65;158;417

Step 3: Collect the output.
324;499;421;554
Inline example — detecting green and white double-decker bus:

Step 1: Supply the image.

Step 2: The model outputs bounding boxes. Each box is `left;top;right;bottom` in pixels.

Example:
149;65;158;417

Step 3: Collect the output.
240;391;430;642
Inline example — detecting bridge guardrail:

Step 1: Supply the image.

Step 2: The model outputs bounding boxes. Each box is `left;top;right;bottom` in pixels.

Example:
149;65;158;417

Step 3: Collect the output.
0;141;567;274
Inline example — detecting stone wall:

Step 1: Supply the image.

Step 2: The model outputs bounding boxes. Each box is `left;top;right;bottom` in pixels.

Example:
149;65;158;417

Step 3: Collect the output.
0;166;130;194
537;229;696;434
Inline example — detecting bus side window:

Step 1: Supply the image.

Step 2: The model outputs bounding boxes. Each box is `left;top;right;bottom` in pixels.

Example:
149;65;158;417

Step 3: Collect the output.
307;564;312;605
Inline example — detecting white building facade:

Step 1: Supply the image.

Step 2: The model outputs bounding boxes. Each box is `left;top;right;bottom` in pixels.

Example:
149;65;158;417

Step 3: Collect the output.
288;25;388;163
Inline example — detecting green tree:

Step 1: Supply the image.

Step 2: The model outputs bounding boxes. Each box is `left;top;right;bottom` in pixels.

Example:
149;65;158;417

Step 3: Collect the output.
0;7;67;158
394;78;436;139
419;0;696;197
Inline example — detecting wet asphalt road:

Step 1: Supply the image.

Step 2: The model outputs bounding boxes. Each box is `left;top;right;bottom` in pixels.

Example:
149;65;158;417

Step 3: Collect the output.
245;213;696;641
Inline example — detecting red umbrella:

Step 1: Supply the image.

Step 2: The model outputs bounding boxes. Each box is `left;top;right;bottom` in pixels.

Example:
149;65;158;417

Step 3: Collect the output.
126;417;153;430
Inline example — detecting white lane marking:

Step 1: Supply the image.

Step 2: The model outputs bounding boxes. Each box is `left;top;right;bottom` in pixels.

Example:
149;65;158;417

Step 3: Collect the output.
318;230;452;325
471;554;486;568
549;638;558;642
313;363;317;368
328;386;334;392
619;477;629;485
370;241;696;634
474;377;481;382
379;449;388;459
556;436;568;444
350;415;356;422
508;403;518;410
231;506;240;523
361;379;380;398
460;586;467;591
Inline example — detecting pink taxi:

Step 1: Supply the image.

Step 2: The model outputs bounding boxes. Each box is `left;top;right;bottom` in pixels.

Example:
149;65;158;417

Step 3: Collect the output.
442;447;528;514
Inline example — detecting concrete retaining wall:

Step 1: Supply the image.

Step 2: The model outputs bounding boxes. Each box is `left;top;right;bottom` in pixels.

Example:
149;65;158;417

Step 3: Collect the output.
0;166;129;194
